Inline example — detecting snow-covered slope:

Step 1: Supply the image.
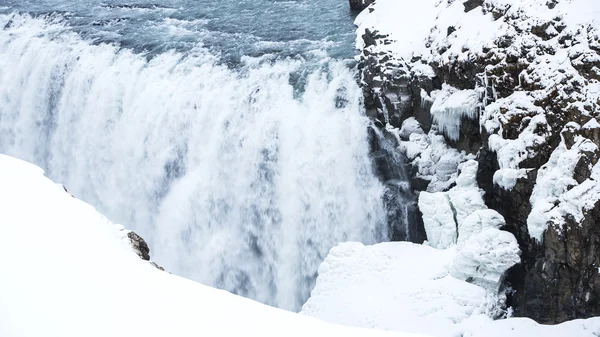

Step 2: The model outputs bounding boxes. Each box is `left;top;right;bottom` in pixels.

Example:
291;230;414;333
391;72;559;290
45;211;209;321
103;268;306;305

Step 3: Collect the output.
0;154;422;337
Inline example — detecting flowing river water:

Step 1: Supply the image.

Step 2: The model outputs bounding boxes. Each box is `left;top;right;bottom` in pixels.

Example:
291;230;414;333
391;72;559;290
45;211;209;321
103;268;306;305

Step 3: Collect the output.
0;0;395;311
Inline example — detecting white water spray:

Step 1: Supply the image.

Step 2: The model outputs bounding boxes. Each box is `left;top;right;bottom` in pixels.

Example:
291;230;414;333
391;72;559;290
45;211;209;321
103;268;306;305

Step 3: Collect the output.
0;14;387;311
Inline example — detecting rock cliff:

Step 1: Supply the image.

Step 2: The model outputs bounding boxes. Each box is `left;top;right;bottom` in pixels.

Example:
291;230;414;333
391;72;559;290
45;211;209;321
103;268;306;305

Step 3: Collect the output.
355;0;600;323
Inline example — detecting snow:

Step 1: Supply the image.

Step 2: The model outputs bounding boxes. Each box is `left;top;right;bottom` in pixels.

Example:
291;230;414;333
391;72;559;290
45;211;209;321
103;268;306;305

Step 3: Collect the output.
354;0;442;58
302;240;599;337
418;192;457;249
430;85;480;141
357;0;600;194
583;118;600;130
458;209;505;245
419;160;498;248
400;130;472;193
486;110;549;173
301;242;494;337
398;117;424;140
417;160;520;289
460;315;600;337
354;0;500;62
528;134;600;241
493;169;530;190
0;154;420;337
450;228;520;291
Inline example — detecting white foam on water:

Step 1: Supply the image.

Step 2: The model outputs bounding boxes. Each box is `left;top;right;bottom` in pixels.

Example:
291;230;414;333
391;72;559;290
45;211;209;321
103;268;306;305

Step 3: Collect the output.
0;13;388;311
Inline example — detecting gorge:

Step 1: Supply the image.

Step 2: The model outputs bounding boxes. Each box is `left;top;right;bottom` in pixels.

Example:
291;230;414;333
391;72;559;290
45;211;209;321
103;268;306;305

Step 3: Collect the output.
1;0;600;336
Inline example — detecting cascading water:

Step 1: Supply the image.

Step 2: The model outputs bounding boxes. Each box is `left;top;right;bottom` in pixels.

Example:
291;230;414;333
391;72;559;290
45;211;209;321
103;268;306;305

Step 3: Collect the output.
0;1;399;311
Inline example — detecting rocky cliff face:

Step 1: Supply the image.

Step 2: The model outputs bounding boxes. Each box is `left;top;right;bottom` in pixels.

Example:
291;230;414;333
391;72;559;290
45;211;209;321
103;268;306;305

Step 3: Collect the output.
355;0;600;324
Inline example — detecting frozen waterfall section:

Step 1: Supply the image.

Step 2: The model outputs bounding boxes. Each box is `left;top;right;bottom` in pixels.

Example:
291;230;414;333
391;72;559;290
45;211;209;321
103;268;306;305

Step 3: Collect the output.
0;12;403;312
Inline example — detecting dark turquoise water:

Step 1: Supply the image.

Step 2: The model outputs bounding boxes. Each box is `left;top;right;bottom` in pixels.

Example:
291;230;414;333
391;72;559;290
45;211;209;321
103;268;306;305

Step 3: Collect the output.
0;0;358;63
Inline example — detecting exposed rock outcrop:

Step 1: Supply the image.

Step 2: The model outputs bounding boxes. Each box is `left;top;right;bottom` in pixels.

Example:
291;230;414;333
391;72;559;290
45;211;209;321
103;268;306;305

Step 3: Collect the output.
368;124;427;243
127;230;165;271
349;0;375;11
355;0;600;324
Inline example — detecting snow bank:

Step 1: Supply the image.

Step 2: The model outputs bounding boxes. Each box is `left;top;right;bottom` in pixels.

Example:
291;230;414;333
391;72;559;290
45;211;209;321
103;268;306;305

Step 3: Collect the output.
0;154;422;337
301;240;600;337
301;242;493;337
302;241;599;337
460;314;600;337
301;160;528;336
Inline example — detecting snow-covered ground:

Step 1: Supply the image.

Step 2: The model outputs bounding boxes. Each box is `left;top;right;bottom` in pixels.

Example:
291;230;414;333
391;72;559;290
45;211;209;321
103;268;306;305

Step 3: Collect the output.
301;241;600;337
0;154;422;337
301;161;559;336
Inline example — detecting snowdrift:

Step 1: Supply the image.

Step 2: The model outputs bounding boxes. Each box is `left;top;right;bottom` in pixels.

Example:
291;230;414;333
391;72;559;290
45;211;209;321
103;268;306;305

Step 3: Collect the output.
301;241;600;337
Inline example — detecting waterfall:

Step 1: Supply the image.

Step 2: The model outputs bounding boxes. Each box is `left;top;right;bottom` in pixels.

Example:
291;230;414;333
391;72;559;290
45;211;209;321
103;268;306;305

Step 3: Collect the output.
0;13;388;311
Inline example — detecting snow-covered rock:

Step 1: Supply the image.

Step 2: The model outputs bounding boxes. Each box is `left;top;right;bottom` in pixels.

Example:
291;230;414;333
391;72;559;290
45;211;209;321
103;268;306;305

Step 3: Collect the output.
0;154;422;337
418;192;456;249
419;160;513;248
399;127;472;193
355;0;600;323
417;161;520;291
430;85;480;142
528;127;600;241
450;228;520;291
458;209;505;245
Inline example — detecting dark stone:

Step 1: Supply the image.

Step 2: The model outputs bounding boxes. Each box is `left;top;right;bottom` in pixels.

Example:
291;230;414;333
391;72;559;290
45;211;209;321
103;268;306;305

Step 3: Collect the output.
511;202;600;323
531;22;558;41
362;29;378;48
447;26;457;37
546;0;558;9
127;231;151;261
383;181;425;242
455;113;483;154
349;0;375;11
573;148;597;184
367;125;425;244
463;0;484;12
